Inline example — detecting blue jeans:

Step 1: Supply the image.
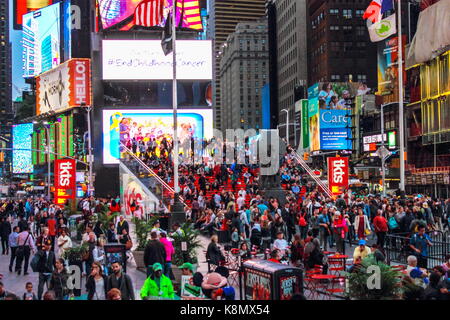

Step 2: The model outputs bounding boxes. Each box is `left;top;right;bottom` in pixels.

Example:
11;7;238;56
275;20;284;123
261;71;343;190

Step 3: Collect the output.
164;262;172;277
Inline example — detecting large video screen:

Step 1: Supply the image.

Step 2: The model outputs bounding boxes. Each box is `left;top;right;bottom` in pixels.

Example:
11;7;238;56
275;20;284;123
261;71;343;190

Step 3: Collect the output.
97;0;202;31
102;108;213;164
103;40;212;80
13;0;59;30
22;3;61;77
12;123;34;174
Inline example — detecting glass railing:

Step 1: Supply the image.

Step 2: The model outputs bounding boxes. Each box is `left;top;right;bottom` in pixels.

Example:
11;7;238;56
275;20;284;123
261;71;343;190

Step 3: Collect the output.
119;143;187;208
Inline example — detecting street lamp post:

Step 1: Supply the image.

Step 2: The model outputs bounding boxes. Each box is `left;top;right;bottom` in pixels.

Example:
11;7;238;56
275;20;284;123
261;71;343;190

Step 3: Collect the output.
281;109;289;146
86;106;94;196
381;104;386;198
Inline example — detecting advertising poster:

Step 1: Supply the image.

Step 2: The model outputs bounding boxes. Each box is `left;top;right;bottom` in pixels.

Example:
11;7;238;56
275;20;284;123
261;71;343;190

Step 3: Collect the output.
181;275;205;298
245;269;272;300
22;3;61;77
301;100;309;149
102;40;212;80
319;109;352;150
328;157;349;195
12;123;34;174
36;58;92;115
102;109;213;164
97;0;202;31
377;35;406;98
120;164;159;217
279;275;298;300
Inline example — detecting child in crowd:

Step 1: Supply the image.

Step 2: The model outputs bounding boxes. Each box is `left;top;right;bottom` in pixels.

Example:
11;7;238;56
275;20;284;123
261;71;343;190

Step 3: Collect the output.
23;282;37;300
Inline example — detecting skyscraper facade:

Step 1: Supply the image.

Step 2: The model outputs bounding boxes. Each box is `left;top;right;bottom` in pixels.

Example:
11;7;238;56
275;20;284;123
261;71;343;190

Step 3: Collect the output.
208;0;266;130
218;19;269;130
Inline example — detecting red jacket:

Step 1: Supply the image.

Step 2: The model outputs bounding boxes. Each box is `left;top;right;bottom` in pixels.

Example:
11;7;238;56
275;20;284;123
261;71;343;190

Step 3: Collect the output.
373;215;388;232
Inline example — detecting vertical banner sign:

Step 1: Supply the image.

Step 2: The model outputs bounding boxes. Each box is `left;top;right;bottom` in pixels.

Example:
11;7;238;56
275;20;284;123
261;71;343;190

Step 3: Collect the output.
54;159;76;205
39;130;46;164
68;116;74;156
32;132;38;165
328;157;349;195
50;125;56;161
301;100;309;149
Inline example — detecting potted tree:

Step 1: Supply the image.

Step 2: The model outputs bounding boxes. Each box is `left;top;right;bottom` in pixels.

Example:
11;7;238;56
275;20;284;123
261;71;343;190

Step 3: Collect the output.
171;223;202;284
131;215;159;270
346;255;405;300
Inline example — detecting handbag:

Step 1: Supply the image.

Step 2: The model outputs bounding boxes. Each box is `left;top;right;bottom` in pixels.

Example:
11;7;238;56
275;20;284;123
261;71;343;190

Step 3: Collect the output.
125;239;133;250
365;228;371;236
16;233;31;259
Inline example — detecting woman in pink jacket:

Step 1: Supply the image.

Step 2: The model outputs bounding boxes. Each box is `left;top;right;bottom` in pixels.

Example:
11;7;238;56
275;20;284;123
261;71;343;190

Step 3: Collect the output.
160;232;175;277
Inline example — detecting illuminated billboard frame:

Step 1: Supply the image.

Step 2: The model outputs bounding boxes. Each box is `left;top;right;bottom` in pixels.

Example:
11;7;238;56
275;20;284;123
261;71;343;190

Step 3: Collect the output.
13;0;57;30
102;40;213;80
102;108;213;164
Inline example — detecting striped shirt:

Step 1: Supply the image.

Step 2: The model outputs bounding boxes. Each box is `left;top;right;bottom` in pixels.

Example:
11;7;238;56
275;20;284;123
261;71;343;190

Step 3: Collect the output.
17;231;36;251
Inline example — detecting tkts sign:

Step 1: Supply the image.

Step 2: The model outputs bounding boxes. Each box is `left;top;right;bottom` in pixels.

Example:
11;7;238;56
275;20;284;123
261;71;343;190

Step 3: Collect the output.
36;58;91;115
328;157;349;195
54;159;76;205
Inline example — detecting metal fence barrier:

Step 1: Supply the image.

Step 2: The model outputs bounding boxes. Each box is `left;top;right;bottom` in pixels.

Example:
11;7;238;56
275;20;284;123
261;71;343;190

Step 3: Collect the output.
385;233;450;269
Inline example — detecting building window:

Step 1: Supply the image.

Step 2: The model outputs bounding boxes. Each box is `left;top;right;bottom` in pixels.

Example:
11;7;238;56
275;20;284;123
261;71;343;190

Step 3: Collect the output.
356;26;365;36
330;25;340;31
357;74;367;82
331;42;340;52
331;75;341;81
329;9;339;14
342;9;352;19
356;9;365;17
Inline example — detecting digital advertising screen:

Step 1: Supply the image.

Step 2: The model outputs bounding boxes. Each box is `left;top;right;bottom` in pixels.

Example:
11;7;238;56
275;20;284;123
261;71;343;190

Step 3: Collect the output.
13;0;59;30
102;108;213;164
22;2;61;77
12;123;34;174
102;40;212;80
97;0;202;31
319;109;352;150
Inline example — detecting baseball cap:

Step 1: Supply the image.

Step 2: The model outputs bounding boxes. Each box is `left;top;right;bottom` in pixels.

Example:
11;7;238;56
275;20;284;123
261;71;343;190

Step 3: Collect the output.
152;262;163;272
358;239;366;246
179;262;194;272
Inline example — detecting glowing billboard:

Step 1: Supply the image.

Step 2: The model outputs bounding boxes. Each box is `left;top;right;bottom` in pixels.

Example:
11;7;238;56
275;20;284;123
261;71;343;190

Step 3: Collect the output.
13;0;58;30
97;0;202;30
12;123;34;174
102;40;212;80
102;108;213;164
22;3;61;77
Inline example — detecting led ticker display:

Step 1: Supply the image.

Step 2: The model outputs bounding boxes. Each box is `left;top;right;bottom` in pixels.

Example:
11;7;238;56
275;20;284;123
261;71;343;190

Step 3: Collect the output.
12;123;34;174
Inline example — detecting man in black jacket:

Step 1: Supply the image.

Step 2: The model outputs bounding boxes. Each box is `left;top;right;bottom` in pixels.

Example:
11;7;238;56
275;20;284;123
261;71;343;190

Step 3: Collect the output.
281;202;295;242
143;231;166;277
36;239;56;300
0;217;11;255
106;261;135;300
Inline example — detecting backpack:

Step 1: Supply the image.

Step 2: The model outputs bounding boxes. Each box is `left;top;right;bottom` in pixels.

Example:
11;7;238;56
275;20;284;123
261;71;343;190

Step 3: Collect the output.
388;216;399;230
298;213;307;227
30;253;40;272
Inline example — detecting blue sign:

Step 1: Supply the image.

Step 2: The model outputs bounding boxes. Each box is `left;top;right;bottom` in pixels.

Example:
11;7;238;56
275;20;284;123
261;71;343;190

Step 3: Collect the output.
319;110;352;150
12;123;34;173
307;83;319;98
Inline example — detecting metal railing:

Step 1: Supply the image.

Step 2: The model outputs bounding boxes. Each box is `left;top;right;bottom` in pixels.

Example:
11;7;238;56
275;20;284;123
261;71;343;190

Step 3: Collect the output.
290;151;334;198
385;233;450;269
119;143;187;208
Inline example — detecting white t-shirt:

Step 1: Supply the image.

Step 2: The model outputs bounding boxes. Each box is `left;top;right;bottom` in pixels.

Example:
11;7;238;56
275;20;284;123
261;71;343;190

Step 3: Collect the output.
93;278;106;300
273;239;288;251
